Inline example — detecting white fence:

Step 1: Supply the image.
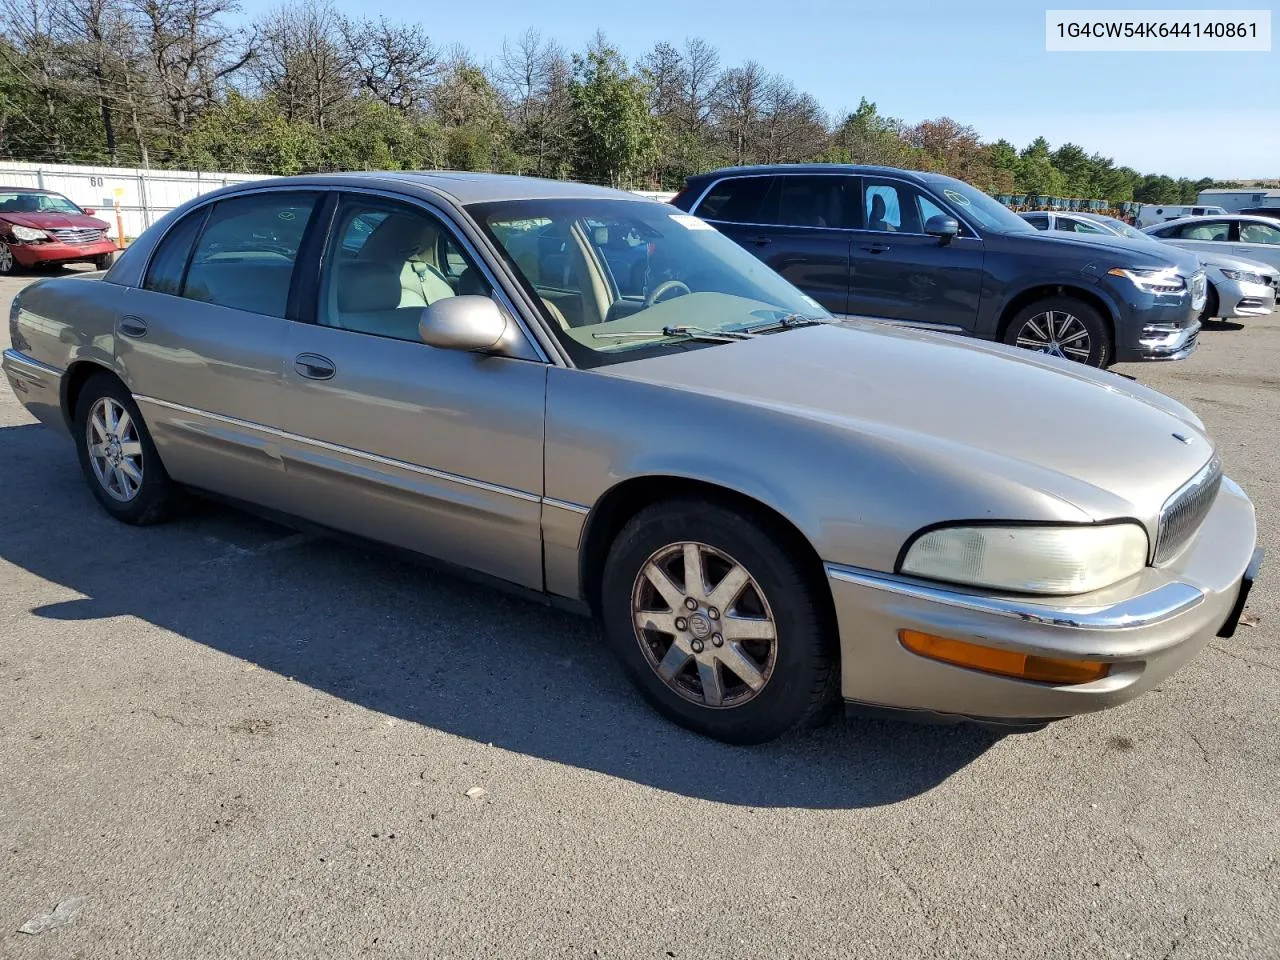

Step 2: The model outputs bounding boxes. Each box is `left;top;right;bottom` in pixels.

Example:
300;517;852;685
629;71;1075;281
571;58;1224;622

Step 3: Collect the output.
0;161;269;241
1;161;679;241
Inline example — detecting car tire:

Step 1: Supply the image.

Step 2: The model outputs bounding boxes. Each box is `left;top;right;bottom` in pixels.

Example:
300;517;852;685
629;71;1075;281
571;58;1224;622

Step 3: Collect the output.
1198;284;1219;322
600;496;839;744
94;253;115;271
1002;297;1111;367
0;242;19;276
73;372;186;525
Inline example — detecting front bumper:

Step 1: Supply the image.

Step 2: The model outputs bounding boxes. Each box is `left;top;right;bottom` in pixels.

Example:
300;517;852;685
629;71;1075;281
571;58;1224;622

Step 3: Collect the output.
8;237;117;267
1214;278;1277;319
824;476;1258;723
1111;285;1202;362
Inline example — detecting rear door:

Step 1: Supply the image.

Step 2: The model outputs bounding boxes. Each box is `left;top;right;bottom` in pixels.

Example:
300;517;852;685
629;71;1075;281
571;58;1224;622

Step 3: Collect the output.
845;177;984;331
116;190;321;510
274;191;548;589
1232;219;1280;269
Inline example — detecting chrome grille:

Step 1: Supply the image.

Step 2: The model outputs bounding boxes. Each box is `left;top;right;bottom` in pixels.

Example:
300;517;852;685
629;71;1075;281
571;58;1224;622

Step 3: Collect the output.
48;227;104;244
1155;454;1222;564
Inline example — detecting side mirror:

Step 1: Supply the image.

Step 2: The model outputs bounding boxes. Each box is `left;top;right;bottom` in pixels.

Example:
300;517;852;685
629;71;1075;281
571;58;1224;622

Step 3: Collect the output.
83;208;96;216
925;215;960;243
418;295;509;353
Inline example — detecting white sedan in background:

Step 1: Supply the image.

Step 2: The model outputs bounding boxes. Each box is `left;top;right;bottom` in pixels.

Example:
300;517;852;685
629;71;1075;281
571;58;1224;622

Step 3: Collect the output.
1021;212;1277;322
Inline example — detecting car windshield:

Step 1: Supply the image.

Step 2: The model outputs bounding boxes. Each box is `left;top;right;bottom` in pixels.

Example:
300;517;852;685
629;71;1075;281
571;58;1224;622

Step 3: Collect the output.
0;191;82;215
1090;215;1165;245
924;176;1035;234
469;197;828;365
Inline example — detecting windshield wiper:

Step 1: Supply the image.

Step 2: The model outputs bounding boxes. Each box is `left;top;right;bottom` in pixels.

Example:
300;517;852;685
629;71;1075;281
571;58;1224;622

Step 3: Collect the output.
739;313;831;334
592;325;754;343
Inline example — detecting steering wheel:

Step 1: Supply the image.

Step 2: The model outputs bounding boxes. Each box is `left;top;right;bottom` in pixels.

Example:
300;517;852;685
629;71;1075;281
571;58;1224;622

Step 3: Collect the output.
644;279;692;307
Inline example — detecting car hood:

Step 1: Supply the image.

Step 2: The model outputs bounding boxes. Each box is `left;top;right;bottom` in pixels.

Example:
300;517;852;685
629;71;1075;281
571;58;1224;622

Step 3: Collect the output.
0;211;109;231
1015;229;1202;275
603;321;1213;519
1201;251;1277;275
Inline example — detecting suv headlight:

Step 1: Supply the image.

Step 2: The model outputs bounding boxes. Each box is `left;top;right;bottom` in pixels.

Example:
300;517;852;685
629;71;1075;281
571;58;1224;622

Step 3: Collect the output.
10;225;48;242
1107;266;1186;295
900;523;1149;595
1220;268;1265;285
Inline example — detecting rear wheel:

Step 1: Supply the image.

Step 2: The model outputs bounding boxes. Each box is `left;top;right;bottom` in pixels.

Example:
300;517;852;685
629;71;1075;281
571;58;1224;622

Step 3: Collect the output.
73;372;186;524
600;497;839;744
0;243;18;276
1003;297;1110;367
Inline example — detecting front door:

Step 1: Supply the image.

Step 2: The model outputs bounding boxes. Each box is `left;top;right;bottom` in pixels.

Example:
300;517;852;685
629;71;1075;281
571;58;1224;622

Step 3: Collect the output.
845;177;984;332
275;192;548;589
116;190;321;510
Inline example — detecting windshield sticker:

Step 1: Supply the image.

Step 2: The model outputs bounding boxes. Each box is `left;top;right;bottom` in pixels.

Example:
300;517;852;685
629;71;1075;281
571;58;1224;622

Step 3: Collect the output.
943;189;971;207
670;213;714;231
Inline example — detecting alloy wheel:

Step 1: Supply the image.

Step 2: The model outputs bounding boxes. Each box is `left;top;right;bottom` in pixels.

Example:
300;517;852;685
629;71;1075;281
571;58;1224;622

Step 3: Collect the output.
86;397;144;502
0;244;14;274
631;541;778;709
1015;310;1092;362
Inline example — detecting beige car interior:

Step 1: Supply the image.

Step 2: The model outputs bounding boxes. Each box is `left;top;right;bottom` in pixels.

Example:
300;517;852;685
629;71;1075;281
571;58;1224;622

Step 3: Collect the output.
323;209;490;341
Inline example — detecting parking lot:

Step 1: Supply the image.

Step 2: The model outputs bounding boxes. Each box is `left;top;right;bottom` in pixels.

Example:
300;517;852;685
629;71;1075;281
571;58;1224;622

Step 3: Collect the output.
1;268;1277;959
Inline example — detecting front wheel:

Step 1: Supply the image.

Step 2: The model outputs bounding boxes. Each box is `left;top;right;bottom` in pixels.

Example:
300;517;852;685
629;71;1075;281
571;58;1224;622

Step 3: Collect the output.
73;372;186;524
600;497;839;744
1002;297;1110;367
0;243;18;276
1198;284;1219;322
94;252;115;271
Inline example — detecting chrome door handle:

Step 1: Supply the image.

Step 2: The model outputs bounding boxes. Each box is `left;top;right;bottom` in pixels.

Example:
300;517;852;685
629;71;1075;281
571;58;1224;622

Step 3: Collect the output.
294;353;336;380
118;316;148;338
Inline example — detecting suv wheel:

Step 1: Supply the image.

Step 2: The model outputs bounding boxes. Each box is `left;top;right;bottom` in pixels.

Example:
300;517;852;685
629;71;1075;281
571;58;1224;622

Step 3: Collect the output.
600;497;839;744
1003;297;1110;367
73;372;186;524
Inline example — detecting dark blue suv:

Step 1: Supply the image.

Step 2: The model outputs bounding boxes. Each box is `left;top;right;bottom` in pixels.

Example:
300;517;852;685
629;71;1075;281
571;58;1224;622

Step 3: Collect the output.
672;165;1206;366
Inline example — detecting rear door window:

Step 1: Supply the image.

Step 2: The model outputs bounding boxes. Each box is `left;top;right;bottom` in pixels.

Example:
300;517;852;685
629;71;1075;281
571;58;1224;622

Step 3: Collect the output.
182;192;319;318
1175;220;1231;242
693;177;774;224
772;176;855;229
143;208;208;296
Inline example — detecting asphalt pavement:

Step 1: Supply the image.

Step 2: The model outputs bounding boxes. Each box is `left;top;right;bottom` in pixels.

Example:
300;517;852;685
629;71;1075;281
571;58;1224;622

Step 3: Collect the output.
1;268;1277;959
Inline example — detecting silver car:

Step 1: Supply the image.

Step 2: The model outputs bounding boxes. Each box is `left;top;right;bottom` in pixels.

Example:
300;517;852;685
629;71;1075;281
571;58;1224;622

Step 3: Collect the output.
1143;214;1280;272
3;173;1262;743
1023;211;1278;320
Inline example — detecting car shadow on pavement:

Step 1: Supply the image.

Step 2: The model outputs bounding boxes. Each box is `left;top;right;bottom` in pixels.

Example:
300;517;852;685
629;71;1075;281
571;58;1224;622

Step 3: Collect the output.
0;421;998;810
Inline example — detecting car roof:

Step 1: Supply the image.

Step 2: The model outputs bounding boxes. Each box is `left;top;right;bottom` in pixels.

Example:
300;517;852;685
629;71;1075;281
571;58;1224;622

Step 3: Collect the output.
686;164;934;184
0;186;61;194
237;171;647;205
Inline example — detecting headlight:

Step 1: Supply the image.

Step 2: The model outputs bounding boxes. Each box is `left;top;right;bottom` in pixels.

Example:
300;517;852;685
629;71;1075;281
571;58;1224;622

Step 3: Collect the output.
1107;266;1186;295
1220;268;1265;285
900;523;1149;595
10;225;47;242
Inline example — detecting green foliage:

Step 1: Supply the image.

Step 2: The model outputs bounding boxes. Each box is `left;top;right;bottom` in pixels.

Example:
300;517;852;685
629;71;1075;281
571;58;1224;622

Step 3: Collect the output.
568;44;658;186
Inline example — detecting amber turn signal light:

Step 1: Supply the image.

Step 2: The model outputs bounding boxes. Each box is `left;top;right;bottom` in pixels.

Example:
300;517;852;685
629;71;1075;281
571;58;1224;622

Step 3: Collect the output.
898;630;1111;685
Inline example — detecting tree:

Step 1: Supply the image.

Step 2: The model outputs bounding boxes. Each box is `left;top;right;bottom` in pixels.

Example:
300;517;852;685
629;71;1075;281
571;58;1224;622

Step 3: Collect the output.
254;0;354;130
825;98;912;167
432;47;511;171
497;28;571;177
1016;137;1066;197
713;60;767;166
341;16;436;114
567;37;657;187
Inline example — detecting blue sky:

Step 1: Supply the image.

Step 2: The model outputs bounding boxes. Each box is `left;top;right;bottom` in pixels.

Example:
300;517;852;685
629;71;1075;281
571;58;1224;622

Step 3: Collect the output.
236;0;1278;179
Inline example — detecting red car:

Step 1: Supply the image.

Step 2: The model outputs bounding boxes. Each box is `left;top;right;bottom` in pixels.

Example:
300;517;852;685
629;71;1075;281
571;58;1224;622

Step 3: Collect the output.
0;187;118;275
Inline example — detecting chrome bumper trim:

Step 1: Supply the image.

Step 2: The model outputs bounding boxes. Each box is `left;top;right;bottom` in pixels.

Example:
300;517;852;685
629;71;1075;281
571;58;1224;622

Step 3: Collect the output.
2;348;64;383
1138;320;1200;359
823;563;1205;631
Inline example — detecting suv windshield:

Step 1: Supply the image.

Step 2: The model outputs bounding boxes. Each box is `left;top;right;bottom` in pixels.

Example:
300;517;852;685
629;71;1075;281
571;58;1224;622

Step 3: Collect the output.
923;176;1034;234
470;198;827;365
0;191;83;215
